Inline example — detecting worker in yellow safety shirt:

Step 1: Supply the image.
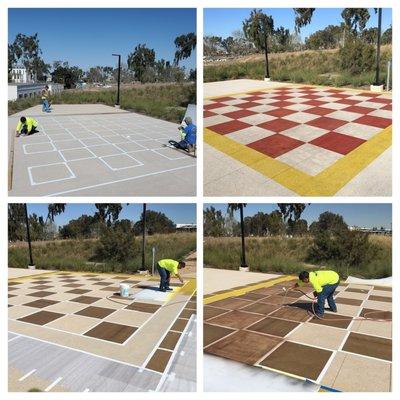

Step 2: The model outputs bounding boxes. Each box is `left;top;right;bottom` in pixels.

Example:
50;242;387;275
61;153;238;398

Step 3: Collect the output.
157;259;185;292
293;270;340;317
15;116;39;137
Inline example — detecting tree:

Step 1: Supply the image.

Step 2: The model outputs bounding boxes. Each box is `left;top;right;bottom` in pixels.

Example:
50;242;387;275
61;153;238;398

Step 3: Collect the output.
362;27;379;44
294;8;315;33
277;203;307;234
8;204;26;241
267;210;285;236
227;203;248;269
47;204;66;222
341;8;371;36
174;33;196;65
94;204;123;225
243;9;274;79
204;207;225;236
127;44;156;83
272;26;291;52
133;210;175;235
8;33;49;80
305;24;344;50
51;61;83;88
381;26;392;44
291;219;308;236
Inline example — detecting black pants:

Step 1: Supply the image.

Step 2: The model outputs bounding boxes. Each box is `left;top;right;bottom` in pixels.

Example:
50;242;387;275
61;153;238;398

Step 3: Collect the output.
157;264;170;290
21;125;39;135
169;140;188;151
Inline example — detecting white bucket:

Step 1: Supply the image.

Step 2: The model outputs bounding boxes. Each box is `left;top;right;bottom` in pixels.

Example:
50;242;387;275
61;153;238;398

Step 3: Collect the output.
120;283;130;298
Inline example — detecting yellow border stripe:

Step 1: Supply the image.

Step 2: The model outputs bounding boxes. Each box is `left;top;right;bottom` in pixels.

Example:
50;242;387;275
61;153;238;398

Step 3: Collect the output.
204;275;295;305
205;125;391;196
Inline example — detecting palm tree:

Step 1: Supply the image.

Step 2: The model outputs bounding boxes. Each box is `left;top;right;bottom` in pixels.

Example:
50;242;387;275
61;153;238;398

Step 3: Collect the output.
227;203;248;270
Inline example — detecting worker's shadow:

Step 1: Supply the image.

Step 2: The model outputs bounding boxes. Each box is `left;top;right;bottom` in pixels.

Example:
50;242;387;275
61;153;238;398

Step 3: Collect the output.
287;301;313;312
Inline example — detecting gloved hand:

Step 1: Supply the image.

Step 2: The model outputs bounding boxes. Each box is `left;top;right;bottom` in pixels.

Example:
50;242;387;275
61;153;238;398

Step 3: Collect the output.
313;291;318;298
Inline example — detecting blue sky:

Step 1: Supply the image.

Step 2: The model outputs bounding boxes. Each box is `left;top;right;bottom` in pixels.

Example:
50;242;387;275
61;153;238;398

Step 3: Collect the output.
9;8;196;71
204;8;392;40
204;204;392;229
26;203;196;227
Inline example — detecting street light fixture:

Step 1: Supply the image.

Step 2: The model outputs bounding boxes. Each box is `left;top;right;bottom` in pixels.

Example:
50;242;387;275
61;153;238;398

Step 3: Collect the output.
112;53;121;107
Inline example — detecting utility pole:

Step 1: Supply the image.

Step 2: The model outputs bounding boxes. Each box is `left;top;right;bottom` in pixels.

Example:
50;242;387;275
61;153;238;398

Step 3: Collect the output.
112;53;121;107
239;204;248;269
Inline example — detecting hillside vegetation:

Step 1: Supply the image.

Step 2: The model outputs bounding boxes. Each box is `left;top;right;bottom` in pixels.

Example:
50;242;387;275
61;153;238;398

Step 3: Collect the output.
204;234;391;279
9;233;196;274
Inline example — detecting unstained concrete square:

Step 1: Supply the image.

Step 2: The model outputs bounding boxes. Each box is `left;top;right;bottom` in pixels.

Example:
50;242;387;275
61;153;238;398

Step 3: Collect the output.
320;351;391;391
287;322;347;350
46;314;101;334
29;163;74;185
104;309;151;327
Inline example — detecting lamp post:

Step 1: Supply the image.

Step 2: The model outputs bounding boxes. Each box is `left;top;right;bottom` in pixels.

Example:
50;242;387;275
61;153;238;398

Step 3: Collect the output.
112;53;121;107
140;203;147;272
374;8;382;86
24;203;35;269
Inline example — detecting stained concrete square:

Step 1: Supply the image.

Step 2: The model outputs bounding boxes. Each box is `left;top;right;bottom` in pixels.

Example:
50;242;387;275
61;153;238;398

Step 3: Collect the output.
204;306;229;320
84;321;137;344
360;308;392;320
287;323;347;350
18;310;64;326
75;306;115;319
210;297;253;310
206;330;281;365
320;351;391;392
125;302;161;313
335;297;363;306
23;299;59;309
160;331;181;350
146;349;173;373
363;300;392;312
269;303;311;322
171;318;189;332
204;323;235;347
208;310;265;329
260;341;332;381
342;332;392;361
28;290;56;298
247;317;300;337
309;313;352;329
70;295;101;304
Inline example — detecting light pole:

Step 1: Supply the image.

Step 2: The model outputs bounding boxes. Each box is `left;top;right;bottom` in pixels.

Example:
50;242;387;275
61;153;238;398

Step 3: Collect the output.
140;203;147;272
112;53;121;107
374;9;382;86
24;204;35;269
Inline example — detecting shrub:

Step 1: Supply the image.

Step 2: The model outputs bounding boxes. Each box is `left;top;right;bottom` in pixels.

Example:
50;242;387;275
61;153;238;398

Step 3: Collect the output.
339;36;375;75
94;224;138;263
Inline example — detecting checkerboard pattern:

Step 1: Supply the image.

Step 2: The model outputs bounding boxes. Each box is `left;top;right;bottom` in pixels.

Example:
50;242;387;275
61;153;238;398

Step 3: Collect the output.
205;86;392;176
204;280;392;391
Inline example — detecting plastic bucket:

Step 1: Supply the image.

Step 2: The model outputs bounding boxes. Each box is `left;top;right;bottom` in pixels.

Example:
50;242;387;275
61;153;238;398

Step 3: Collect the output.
120;283;130;298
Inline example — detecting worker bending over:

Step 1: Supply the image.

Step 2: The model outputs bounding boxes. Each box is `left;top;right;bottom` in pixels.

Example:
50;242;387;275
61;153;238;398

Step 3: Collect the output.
15;116;39;137
157;259;185;292
294;270;340;317
168;116;197;152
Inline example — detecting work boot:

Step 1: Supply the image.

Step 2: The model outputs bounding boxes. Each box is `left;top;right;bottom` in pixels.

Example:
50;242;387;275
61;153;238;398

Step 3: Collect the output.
165;287;173;291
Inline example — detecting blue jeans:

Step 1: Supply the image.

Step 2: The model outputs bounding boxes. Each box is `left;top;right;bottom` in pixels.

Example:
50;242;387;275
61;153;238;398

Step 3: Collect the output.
157;265;170;290
316;282;339;316
42;99;50;112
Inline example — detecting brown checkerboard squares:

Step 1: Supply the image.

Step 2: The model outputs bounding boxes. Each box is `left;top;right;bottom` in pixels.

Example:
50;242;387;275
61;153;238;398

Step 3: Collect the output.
70;295;101;304
18;310;64;325
146;349;173;373
75;306;115;319
29;291;56;298
65;288;91;295
24;299;59;308
84;321;137;343
125;302;161;313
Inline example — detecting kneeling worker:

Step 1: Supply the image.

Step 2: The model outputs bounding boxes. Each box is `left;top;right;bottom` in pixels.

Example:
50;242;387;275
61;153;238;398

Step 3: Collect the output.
169;116;197;152
157;259;185;292
15;116;39;137
294;270;340;317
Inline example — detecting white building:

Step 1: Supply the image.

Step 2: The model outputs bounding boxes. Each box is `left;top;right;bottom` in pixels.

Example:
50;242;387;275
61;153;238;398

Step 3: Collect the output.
9;65;36;84
8;82;64;101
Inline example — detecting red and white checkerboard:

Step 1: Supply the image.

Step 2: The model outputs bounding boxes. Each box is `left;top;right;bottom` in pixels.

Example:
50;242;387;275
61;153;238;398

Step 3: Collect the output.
205;86;392;176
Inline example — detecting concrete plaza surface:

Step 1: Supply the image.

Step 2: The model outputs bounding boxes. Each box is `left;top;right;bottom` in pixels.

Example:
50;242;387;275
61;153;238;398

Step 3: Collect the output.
9;104;196;196
204;79;392;196
8;261;197;392
203;268;392;392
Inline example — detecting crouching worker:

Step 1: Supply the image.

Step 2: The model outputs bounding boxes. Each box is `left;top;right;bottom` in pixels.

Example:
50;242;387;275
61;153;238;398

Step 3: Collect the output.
15;117;39;137
293;270;340;317
157;259;185;292
168;116;197;153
